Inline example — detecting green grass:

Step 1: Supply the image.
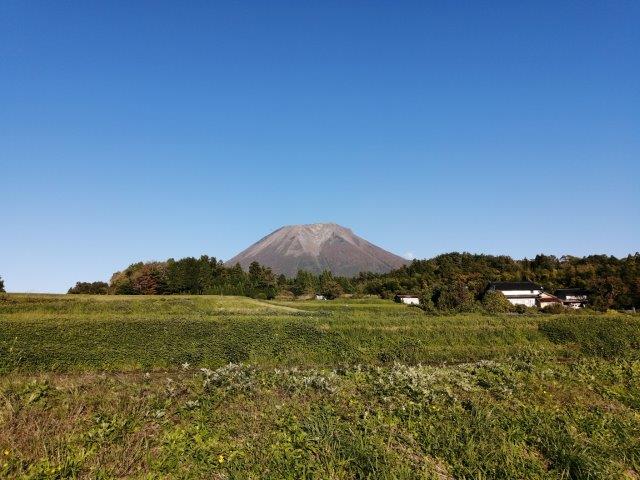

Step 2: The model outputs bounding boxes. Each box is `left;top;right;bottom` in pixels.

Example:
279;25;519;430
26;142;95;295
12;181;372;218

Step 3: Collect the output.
2;295;551;372
1;294;639;479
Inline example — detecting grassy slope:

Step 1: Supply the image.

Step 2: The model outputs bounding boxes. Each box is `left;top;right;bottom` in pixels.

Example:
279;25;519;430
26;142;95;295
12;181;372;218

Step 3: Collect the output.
0;294;639;479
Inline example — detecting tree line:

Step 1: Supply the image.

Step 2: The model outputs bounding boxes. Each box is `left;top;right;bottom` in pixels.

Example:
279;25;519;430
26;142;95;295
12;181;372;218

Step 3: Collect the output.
67;252;640;311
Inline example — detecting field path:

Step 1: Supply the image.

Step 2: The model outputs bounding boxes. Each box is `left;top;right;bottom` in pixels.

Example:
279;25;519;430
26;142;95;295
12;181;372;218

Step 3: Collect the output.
248;298;305;313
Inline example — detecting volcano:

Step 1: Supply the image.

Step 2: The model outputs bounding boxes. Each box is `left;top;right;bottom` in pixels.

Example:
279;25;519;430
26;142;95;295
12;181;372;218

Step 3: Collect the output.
225;223;409;277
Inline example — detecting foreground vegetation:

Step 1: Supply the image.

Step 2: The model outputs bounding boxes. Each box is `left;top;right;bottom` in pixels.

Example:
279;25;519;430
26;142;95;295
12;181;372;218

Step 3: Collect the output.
1;294;639;478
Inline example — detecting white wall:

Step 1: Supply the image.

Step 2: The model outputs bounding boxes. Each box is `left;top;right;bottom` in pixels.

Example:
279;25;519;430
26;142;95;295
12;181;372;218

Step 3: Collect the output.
500;289;542;296
539;301;562;309
507;297;537;307
400;297;420;305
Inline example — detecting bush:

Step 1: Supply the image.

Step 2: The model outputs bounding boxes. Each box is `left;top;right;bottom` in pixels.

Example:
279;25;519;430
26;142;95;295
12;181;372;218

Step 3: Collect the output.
514;304;527;314
482;291;512;313
0;276;5;293
541;303;565;314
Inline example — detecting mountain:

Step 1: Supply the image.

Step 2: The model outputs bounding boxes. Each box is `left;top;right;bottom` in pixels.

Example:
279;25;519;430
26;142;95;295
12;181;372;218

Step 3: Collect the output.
225;223;409;277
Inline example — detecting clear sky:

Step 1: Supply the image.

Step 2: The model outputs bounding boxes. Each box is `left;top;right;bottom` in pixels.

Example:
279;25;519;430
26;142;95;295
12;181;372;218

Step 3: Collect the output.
1;1;638;293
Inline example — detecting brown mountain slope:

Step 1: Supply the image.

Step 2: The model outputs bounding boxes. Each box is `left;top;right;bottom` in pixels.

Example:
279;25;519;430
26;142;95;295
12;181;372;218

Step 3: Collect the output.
225;223;409;277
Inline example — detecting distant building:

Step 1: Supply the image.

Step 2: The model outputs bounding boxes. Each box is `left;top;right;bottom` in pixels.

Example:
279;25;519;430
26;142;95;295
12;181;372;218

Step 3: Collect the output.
488;281;543;307
554;289;588;309
315;294;327;300
536;292;564;309
394;294;420;305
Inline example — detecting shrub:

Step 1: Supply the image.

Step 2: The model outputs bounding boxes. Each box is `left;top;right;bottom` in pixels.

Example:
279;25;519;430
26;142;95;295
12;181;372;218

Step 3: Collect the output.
514;304;527;314
541;303;565;314
0;276;5;293
482;291;512;313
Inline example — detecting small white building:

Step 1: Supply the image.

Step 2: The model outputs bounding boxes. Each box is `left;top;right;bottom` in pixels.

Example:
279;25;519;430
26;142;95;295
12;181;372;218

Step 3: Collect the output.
536;292;564;309
488;281;543;307
394;294;420;305
315;294;327;300
555;289;588;309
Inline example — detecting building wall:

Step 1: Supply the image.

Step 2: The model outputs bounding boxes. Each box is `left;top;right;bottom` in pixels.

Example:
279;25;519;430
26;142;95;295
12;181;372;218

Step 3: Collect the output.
565;302;583;309
507;297;537;307
539;301;562;309
500;289;542;297
400;297;420;305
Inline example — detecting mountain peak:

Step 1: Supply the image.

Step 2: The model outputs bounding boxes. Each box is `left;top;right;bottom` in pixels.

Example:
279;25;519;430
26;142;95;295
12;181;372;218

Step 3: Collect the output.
225;223;408;277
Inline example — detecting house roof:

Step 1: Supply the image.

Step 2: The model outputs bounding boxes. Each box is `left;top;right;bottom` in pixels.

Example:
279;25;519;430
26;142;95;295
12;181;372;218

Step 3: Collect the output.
538;293;563;303
501;294;540;299
554;288;588;299
395;294;419;298
489;281;543;291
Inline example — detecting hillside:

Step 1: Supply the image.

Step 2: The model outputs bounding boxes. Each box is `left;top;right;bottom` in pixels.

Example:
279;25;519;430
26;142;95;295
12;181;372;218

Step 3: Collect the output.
225;223;409;277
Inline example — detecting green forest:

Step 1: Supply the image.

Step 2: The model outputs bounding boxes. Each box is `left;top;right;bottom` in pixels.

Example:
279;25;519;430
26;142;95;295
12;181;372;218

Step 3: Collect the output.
65;252;640;311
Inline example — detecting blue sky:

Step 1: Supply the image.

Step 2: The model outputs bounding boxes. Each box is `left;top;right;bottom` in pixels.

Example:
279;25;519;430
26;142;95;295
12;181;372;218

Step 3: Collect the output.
1;1;638;292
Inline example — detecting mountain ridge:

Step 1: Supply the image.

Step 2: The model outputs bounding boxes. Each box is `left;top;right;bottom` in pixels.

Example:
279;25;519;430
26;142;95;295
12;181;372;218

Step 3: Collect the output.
225;223;409;277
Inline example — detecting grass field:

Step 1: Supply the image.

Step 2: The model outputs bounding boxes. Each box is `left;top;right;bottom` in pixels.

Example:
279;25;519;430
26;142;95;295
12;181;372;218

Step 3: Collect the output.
1;294;639;478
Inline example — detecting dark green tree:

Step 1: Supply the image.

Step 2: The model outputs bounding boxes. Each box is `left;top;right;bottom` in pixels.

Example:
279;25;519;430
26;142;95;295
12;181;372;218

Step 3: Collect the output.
292;270;316;296
166;257;202;294
68;281;109;294
248;261;278;299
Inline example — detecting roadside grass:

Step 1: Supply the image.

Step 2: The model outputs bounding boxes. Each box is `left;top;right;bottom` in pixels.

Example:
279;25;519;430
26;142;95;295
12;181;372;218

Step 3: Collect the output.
0;294;639;478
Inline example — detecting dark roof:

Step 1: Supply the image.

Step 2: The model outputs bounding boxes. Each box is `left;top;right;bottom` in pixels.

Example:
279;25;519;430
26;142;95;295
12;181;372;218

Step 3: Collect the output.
501;294;540;299
489;281;542;291
395;294;419;298
554;288;588;299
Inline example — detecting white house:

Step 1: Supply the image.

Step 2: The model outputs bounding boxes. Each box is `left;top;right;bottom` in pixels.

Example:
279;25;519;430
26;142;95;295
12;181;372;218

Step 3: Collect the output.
488;281;543;307
315;294;327;300
394;294;420;305
554;289;588;309
536;292;564;309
